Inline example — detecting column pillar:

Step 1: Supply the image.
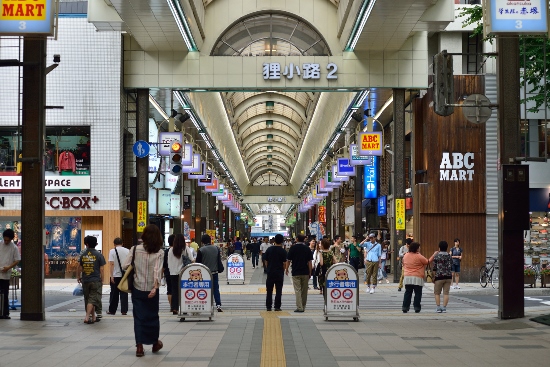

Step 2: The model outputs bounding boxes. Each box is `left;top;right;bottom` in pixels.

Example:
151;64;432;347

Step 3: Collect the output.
392;88;406;283
497;36;524;319
134;89;149;245
218;201;223;241
20;37;47;321
326;193;332;237
225;206;230;240
354;166;364;236
338;188;345;238
194;180;202;239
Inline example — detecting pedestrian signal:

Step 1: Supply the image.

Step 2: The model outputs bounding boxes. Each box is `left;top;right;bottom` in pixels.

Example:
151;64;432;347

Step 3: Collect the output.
170;140;183;175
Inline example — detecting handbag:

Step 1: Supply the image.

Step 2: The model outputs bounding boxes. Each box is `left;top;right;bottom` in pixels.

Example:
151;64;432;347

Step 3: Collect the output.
425;261;434;283
377;267;384;281
217;247;225;273
118;245;137;293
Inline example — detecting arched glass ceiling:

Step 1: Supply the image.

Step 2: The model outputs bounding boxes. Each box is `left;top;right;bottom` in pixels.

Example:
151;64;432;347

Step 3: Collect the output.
215;12;329;186
211;12;331;57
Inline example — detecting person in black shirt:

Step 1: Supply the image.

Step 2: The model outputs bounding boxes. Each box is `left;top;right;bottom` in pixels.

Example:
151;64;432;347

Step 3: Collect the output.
286;234;313;313
249;238;261;269
264;234;288;311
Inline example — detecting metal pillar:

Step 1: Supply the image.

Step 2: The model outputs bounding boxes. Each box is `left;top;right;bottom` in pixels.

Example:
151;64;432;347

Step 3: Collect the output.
392;88;406;283
225;206;230;240
194;180;202;238
326;192;332;237
218;201;223;241
338;188;345;237
20;38;47;321
208;194;216;230
497;36;524;319
134;89;149;245
354;166;364;237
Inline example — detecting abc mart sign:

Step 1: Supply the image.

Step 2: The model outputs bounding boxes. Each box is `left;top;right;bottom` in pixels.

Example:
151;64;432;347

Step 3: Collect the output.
0;0;55;36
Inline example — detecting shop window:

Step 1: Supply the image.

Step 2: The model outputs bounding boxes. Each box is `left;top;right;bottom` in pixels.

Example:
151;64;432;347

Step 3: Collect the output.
45;217;82;279
0;126;90;194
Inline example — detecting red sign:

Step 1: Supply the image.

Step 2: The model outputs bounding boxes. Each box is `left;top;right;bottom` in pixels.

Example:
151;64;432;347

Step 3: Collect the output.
318;206;326;223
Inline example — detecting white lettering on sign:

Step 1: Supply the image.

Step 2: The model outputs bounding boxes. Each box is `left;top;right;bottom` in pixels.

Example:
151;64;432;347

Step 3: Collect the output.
439;152;474;181
263;62;338;80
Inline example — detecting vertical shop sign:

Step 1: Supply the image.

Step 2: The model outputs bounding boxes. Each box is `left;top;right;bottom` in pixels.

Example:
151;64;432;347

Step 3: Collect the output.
318;205;326;223
395;198;405;230
377;196;387;216
363;156;378;199
137;201;147;232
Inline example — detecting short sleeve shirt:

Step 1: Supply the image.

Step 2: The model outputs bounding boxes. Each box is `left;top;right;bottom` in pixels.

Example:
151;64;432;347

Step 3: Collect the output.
108;246;130;277
264;246;287;276
80;248;106;283
287;243;313;276
0;241;21;280
450;247;463;265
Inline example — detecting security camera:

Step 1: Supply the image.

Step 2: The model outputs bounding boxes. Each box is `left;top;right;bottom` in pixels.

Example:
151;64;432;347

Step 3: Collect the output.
384;144;391;150
53;54;60;63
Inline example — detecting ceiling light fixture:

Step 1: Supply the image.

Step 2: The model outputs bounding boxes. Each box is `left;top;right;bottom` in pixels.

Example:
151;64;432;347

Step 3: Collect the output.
148;95;169;120
346;0;377;51
166;0;198;51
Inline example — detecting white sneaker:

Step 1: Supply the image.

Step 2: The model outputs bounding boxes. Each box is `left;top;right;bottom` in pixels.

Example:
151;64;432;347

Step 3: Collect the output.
455;285;460;289
366;287;371;293
385;279;390;284
451;285;456;289
370;288;375;294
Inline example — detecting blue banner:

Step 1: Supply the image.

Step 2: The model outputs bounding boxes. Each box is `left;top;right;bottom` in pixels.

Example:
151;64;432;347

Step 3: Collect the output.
363;156;378;199
377;196;387;216
181;280;211;288
327;280;357;288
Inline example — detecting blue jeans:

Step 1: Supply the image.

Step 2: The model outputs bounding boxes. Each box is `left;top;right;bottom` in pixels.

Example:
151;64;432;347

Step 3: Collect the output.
251;252;259;267
380;259;387;278
212;273;221;307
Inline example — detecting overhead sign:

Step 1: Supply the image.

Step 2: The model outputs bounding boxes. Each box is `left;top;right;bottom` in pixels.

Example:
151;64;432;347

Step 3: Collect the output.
395;198;405;230
332;165;349;182
262;62;338;80
0;0;55;35
337;158;355;176
485;0;548;35
358;132;382;156
198;170;213;186
181;153;201;173
349;144;374;166
189;162;207;179
377;196;387;216
158;132;183;156
0;175;91;192
363;156;378;199
133;140;150;158
226;254;245;284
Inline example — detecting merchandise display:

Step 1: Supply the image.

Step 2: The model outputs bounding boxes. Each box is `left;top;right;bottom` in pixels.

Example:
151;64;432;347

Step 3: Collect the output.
524;212;549;269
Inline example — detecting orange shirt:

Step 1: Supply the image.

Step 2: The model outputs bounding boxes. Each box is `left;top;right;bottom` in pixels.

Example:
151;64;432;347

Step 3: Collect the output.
403;252;428;278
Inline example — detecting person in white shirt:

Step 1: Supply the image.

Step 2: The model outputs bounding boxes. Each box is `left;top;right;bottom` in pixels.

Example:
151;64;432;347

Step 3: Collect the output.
107;237;130;315
167;234;194;314
260;237;272;274
0;229;21;319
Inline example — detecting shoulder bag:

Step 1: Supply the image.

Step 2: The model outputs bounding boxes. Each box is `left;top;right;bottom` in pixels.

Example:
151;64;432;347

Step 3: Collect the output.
217;247;225;273
118;245;137;293
425;260;434;283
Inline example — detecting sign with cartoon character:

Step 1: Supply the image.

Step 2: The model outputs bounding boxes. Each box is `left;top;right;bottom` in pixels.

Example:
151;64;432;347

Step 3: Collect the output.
179;263;213;319
324;263;359;321
226;253;245;284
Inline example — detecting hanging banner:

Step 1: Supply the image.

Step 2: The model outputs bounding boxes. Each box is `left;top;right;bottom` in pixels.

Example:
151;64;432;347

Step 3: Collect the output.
226;254;245;284
198;170;213;186
349;144;374;166
189;162;207;179
181;153;201;173
204;178;218;192
332;165;349;182
319;206;326;223
377;196;387;216
363;156;378;199
137;201;147;232
0;0;55;36
395;198;405;230
358;132;383;156
337;158;356;176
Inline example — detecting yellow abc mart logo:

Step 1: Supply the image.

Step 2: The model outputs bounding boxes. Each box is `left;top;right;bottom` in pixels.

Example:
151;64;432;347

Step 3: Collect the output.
1;0;47;21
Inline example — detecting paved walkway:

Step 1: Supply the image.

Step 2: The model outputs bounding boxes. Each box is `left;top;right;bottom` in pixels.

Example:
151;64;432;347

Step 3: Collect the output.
2;265;550;366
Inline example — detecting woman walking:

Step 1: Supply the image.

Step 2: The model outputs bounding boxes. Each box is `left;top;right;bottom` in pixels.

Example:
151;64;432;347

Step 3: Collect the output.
318;239;337;297
311;238;320;291
168;234;193;314
123;224;164;357
401;242;428;313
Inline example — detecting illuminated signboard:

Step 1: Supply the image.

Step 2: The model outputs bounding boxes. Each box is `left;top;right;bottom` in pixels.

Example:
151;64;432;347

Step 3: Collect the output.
0;0;55;35
349;144;374;166
486;0;548;35
377;196;387;216
363;156;378;199
358;132;382;156
337;158;355;176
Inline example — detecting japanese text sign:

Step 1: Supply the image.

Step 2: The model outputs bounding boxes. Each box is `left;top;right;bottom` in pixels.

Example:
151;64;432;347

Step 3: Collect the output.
325;264;358;313
395;198;405;230
159;132;183;156
137;201;147;232
363;156;378;199
378;196;387;216
0;0;54;35
180;264;212;314
227;254;244;282
337;158;356;176
263;62;338;80
358;132;382;156
487;0;548;34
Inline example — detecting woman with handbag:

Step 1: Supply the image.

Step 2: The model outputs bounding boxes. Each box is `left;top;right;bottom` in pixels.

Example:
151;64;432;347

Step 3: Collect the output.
318;239;337;297
168;234;193;314
401;242;428;313
122;225;164;357
310;238;320;291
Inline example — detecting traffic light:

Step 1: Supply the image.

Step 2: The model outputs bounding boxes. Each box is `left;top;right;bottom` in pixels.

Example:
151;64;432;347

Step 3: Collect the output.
433;50;454;116
170;140;183;175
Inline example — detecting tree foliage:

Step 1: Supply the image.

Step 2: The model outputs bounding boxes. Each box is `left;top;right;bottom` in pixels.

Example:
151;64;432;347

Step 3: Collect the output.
458;5;550;113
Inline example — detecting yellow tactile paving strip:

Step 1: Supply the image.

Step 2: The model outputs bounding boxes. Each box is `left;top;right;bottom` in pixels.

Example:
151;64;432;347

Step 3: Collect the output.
260;311;289;367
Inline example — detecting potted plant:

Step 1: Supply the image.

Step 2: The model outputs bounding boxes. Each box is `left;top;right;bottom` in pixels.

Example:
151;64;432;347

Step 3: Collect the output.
540;267;550;288
524;267;537;287
10;268;21;289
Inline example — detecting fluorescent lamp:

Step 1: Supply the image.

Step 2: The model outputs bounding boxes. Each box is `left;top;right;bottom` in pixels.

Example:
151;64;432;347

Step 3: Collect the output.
363;95;393;132
189;115;201;129
355;89;370;108
205;140;213;149
166;0;197;51
347;0;377;51
148;95;169;120
341;116;352;129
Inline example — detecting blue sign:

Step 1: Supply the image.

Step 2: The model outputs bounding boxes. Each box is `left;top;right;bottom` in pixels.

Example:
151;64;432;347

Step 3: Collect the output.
327;280;357;288
337;158;355;176
181;280;211;288
377;196;387;216
489;0;548;34
363;156;378;199
0;0;55;36
133;140;150;158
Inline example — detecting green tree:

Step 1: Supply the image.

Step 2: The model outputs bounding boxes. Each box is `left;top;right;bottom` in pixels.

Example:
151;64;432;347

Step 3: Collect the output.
458;5;550;112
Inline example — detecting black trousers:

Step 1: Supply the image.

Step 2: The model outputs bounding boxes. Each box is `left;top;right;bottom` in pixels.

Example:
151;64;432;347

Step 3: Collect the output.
266;273;284;310
402;284;423;312
0;279;9;316
170;275;180;311
108;277;128;314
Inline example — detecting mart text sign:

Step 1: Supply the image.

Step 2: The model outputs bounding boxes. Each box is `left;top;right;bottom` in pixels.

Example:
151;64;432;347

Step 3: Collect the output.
0;0;54;35
358;132;382;156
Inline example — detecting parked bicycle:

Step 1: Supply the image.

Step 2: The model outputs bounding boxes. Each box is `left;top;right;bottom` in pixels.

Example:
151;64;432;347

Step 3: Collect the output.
479;257;499;289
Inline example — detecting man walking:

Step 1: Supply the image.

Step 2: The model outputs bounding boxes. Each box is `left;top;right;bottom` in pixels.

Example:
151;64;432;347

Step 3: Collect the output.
250;238;261;269
0;229;21;319
397;238;411;291
264;234;287;311
362;233;381;294
286;234;313;312
233;237;243;255
78;235;106;323
107;237;129;315
196;234;223;312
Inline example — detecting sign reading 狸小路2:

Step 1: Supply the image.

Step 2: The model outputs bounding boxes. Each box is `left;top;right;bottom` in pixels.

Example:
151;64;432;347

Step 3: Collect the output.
486;0;548;34
263;62;338;80
0;0;55;35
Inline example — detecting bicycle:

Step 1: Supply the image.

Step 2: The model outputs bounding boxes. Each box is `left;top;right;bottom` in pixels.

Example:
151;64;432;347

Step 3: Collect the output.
479;257;499;289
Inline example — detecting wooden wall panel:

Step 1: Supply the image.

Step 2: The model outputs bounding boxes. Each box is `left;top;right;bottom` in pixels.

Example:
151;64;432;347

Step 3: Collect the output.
415;213;486;282
414;75;486;214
